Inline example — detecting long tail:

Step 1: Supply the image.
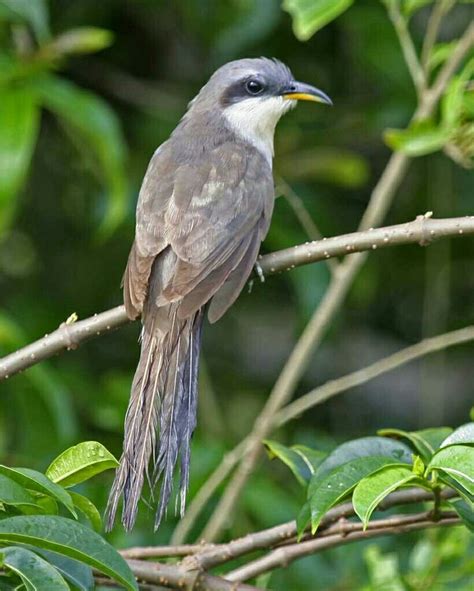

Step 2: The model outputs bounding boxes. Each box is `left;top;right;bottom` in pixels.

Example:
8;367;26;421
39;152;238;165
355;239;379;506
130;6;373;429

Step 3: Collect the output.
105;304;204;531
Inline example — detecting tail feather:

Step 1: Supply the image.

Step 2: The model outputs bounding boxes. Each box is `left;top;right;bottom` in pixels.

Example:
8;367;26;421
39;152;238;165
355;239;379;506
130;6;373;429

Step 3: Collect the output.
105;304;203;532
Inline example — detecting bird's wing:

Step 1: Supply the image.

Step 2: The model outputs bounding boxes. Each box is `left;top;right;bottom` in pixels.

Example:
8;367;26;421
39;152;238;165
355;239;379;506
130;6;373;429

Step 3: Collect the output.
160;141;274;318
124;140;273;320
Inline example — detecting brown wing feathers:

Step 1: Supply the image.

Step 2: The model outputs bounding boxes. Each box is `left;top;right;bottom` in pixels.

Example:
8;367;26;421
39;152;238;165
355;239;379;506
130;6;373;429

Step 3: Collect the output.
106;140;273;530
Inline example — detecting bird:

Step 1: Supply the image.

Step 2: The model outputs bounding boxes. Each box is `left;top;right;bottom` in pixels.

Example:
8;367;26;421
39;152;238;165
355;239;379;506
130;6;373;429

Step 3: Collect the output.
105;57;332;531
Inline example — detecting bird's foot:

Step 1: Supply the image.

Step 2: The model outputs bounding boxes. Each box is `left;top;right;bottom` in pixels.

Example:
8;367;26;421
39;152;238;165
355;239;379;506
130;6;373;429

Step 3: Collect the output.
254;261;265;283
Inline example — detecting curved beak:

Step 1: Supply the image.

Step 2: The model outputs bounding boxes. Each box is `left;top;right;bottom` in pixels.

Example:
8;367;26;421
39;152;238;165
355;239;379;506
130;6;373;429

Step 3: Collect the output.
281;81;332;105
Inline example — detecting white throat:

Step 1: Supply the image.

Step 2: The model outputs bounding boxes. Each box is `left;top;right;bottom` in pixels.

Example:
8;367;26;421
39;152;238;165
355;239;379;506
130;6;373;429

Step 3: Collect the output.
222;96;295;167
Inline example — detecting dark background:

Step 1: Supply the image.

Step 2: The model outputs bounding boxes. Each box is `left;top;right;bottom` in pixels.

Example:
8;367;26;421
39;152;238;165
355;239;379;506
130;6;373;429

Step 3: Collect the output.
1;1;473;588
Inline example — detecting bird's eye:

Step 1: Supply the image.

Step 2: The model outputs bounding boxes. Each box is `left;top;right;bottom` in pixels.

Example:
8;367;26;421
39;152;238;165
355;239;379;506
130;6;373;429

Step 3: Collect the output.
245;79;264;95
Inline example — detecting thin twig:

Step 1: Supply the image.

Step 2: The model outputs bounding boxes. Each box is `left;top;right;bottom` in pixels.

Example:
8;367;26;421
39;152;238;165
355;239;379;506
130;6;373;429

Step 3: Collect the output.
197;21;474;542
387;1;426;94
2;215;474;382
274;324;474;426
421;0;455;73
225;512;460;583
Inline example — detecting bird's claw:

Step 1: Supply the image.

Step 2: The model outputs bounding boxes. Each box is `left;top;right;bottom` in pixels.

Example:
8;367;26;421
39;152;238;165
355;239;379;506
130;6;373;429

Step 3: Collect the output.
254;262;265;283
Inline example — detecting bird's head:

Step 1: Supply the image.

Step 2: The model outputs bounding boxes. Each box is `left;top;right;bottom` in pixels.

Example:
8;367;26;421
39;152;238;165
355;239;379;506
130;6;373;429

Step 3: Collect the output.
187;57;332;164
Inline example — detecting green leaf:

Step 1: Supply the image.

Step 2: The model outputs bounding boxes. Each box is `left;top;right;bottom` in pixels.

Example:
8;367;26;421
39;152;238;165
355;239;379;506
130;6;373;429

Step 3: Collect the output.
384;121;451;156
428;41;457;71
46;441;118;487
309;456;406;533
264;440;325;485
69;492;102;532
0;86;40;232
0;474;38;509
31;549;93;591
313;436;413;482
449;498;474;532
428;445;474;495
0;0;50;42
438;472;474;505
440;423;474;449
0;466;76;517
282;0;354;41
379;427;453;462
442;59;474;128
0;546;68;590
353;465;421;528
46;27;114;57
296;501;311;537
35;75;128;236
0;516;137;591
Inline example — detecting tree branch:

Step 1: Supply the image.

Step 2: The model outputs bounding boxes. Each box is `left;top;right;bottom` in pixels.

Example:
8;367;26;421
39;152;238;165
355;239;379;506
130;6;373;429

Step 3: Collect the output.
113;489;459;590
225;512;460;583
387;0;426;95
195;19;474;542
421;0;455;73
2;215;474;382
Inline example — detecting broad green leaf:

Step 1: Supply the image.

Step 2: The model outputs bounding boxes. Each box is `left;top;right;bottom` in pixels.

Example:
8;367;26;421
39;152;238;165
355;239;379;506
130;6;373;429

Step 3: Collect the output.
0;466;76;517
309;456;406;532
0;0;50;42
46;441;118;487
264;440;325;485
45;27;114;56
69;492;102;532
35;76;128;236
440;423;474;448
379;427;453;462
449;498;474;532
0;87;40;232
0;546;68;590
313;436;412;483
32;549;93;591
384;122;451;156
353;465;421;528
282;0;354;41
428;445;474;495
0;516;137;591
0;474;38;508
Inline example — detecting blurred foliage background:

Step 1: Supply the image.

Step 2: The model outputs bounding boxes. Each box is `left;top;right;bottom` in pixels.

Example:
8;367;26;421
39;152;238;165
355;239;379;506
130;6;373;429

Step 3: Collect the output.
0;0;473;589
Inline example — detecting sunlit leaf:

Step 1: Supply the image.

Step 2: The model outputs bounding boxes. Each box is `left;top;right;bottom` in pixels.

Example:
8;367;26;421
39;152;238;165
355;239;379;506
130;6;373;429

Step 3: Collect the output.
0;546;69;590
379;427;453;462
0;516;137;590
428;445;474;495
0;0;50;42
442;59;474;128
428;42;457;71
46;27;114;57
0;466;76;517
46;441;118;487
69;491;102;532
309;456;406;532
0;86;40;232
264;440;326;485
35;75;128;236
384;121;451;156
440;423;474;448
353;465;422;528
282;0;354;41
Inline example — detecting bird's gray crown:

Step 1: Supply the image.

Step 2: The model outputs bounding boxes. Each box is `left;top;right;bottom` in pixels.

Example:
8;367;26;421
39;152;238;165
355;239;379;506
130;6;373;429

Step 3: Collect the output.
188;58;295;111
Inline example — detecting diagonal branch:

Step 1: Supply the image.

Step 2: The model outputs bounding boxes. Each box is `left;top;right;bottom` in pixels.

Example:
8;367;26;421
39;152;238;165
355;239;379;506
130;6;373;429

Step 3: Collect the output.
2;215;474;382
